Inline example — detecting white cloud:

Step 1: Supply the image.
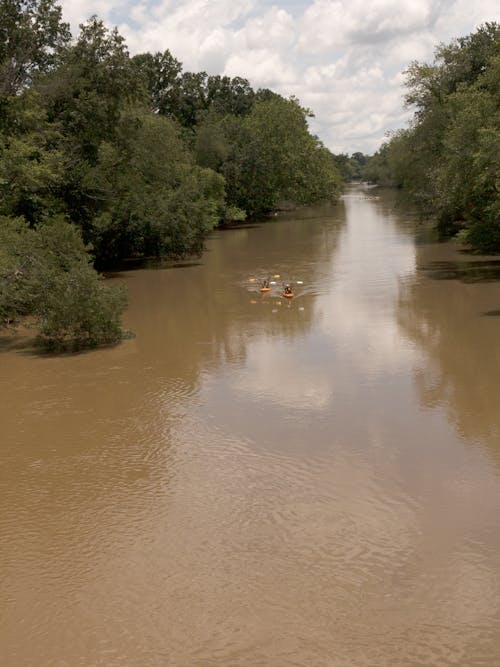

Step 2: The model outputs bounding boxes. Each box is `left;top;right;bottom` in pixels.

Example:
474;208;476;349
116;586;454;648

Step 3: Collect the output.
197;28;237;72
61;0;115;29
58;0;499;153
117;0;254;69
386;34;436;65
298;0;439;53
224;49;297;86
241;7;296;50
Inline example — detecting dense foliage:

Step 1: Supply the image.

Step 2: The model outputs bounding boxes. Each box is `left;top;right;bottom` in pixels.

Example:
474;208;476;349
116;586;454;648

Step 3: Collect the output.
332;152;368;181
364;23;500;253
0;1;342;348
0;217;127;349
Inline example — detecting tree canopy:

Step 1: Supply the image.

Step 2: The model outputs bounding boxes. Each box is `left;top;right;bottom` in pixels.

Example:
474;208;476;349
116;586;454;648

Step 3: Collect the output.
364;23;500;253
0;7;342;348
0;0;70;96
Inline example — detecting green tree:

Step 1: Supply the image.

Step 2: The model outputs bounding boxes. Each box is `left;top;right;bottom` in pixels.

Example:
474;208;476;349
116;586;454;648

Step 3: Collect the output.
0;0;70;97
349;152;367;179
193;111;230;171
205;75;254;116
0;216;35;324
332;153;355;181
41;16;140;157
83;110;226;262
369;23;500;251
33;17;145;241
221;97;341;216
0;91;67;222
0;216;127;348
131;49;183;115
132;52;255;126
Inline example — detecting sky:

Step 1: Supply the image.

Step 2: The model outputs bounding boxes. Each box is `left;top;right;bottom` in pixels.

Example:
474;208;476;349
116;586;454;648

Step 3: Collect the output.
58;0;498;154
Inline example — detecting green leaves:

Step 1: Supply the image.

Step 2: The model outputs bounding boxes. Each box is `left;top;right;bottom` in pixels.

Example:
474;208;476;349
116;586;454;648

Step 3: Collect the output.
0;93;66;222
0;1;344;351
84;110;226;261
367;23;500;253
0;216;127;348
219;97;341;216
0;0;70;96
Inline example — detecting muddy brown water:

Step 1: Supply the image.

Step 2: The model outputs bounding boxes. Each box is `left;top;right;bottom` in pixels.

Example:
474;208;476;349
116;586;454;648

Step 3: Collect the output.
2;185;500;666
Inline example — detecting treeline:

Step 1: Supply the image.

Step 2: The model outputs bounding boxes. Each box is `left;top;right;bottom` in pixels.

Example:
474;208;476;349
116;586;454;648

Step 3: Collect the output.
0;0;342;349
333;152;368;181
364;23;500;253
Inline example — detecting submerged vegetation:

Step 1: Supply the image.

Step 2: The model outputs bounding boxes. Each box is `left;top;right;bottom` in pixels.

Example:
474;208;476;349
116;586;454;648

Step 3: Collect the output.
364;23;500;254
0;0;342;349
0;216;127;350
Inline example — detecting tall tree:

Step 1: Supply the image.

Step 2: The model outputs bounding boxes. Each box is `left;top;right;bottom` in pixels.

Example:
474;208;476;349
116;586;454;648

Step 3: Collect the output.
131;49;183;114
83;110;226;262
221;97;341;216
0;0;70;96
41;16;140;155
366;22;500;252
0;91;67;223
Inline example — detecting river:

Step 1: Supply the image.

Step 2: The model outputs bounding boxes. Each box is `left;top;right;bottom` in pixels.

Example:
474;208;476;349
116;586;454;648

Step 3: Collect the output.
2;184;500;666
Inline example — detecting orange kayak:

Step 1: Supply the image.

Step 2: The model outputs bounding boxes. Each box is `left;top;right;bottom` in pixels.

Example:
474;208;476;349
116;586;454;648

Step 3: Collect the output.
260;287;271;292
282;292;294;298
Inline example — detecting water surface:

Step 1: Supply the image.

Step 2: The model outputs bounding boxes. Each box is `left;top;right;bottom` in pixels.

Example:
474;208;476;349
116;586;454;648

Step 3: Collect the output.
2;185;500;666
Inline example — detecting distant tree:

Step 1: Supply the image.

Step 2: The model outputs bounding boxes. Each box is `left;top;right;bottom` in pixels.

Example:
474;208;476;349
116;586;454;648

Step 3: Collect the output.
331;153;355;181
221;97;341;215
349;152;368;179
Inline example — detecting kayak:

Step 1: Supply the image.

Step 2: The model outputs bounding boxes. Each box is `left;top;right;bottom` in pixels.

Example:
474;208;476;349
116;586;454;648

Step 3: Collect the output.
260;287;271;292
282;292;294;298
